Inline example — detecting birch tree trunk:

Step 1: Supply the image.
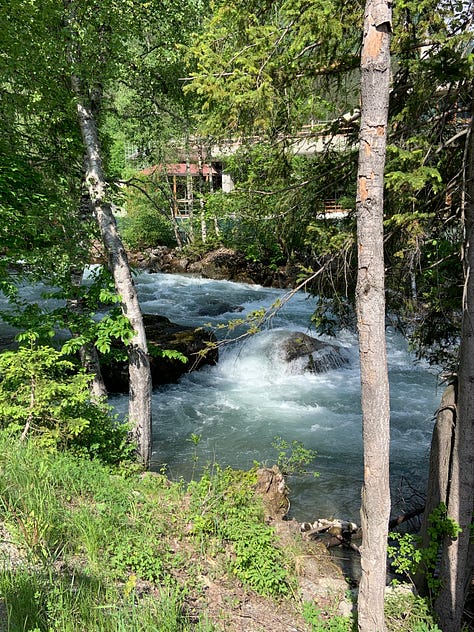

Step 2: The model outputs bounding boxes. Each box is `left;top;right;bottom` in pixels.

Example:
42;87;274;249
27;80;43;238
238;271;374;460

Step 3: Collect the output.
67;193;107;400
355;1;392;629
198;148;207;243
435;87;474;632
207;154;221;237
186;153;195;241
164;173;183;247
72;76;152;467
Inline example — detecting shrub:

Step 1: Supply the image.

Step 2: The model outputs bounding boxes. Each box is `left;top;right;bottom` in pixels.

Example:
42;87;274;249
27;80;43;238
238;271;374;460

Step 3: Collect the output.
187;465;291;597
119;203;177;249
0;343;133;464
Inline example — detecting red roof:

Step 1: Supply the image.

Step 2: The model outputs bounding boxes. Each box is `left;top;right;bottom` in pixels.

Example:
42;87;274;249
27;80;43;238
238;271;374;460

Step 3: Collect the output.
142;163;217;178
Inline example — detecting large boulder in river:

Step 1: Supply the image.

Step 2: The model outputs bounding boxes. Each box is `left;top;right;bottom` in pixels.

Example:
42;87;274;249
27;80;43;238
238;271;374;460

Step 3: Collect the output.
280;332;350;373
197;300;244;317
100;314;218;393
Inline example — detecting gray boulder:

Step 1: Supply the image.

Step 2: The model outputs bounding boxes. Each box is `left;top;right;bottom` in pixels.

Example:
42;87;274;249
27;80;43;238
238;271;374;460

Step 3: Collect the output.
197;300;244;316
280;332;350;373
187;247;253;282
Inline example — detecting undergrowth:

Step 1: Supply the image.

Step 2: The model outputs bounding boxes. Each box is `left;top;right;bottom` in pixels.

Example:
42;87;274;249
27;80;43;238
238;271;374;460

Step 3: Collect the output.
0;435;293;630
0;433;445;631
0;569;216;632
187;464;291;596
384;589;442;632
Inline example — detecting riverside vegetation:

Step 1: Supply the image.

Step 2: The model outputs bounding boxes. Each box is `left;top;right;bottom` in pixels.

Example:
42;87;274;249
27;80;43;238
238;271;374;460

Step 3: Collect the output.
0;429;443;631
1;0;472;628
0;334;449;631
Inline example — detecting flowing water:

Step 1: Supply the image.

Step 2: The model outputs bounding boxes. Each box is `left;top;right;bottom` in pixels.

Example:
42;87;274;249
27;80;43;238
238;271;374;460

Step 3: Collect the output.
0;270;441;523
122;271;441;523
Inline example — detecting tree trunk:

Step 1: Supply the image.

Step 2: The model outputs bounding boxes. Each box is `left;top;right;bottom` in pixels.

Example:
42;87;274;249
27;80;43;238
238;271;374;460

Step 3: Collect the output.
164;173;183;247
207;152;220;237
66;193;108;400
185;137;194;242
68;264;108;400
71;76;152;467
198;147;207;243
414;383;456;596
435;87;474;632
355;1;392;630
200;197;207;243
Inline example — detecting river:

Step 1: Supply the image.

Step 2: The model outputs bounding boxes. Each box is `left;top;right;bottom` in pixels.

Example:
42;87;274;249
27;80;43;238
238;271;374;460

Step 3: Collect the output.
0;269;441;523
112;271;441;523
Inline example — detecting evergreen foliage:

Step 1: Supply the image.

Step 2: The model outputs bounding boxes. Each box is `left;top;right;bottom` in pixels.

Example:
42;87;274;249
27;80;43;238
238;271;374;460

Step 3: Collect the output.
180;0;473;366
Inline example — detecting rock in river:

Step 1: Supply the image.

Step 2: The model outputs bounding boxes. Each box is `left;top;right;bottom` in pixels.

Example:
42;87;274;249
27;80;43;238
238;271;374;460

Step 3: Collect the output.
280;331;350;373
100;314;218;393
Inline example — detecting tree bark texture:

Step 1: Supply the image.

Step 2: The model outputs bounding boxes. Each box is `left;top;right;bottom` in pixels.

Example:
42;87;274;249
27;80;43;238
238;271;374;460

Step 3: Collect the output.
67;192;108;400
72;76;152;467
415;384;457;596
435;88;474;632
185;138;194;241
355;1;392;630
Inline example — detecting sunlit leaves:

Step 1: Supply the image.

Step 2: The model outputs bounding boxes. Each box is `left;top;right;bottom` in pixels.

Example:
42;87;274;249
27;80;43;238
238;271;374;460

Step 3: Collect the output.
184;0;360;138
95;313;135;354
103;0;207;167
0;344;103;447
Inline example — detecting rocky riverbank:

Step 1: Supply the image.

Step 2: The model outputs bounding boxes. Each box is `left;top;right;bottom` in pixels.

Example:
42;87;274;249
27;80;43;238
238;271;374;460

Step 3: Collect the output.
126;245;301;288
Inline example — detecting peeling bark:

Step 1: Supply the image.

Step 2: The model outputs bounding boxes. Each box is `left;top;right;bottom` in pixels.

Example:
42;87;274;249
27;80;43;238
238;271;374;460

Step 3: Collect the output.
355;1;392;630
71;76;152;467
414;384;456;596
435;87;474;632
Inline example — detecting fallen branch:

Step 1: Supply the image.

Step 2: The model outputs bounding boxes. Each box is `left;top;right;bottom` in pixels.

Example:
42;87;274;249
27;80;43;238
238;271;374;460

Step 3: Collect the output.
388;506;425;530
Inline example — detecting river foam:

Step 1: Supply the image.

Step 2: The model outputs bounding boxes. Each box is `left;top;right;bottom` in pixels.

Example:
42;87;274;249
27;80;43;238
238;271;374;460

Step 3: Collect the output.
131;272;441;522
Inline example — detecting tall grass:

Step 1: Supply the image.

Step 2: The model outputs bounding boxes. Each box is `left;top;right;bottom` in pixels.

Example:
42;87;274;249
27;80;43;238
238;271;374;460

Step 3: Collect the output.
0;433;214;631
0;568;215;631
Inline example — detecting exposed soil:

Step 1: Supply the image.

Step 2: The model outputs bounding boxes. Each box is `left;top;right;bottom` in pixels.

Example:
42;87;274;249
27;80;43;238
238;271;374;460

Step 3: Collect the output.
179;467;355;630
169;518;351;631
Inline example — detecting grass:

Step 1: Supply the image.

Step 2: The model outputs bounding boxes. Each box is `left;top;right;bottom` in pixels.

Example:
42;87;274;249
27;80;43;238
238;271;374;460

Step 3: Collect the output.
0;568;215;631
0;433;444;631
0;434;294;631
0;435;214;631
384;588;442;632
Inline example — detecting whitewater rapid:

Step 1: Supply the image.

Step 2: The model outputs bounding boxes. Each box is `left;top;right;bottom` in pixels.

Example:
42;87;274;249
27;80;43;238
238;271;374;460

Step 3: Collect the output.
131;272;441;521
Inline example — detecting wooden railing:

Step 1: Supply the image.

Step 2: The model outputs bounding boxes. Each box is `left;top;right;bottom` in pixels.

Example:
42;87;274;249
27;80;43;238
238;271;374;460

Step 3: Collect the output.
322;200;349;216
